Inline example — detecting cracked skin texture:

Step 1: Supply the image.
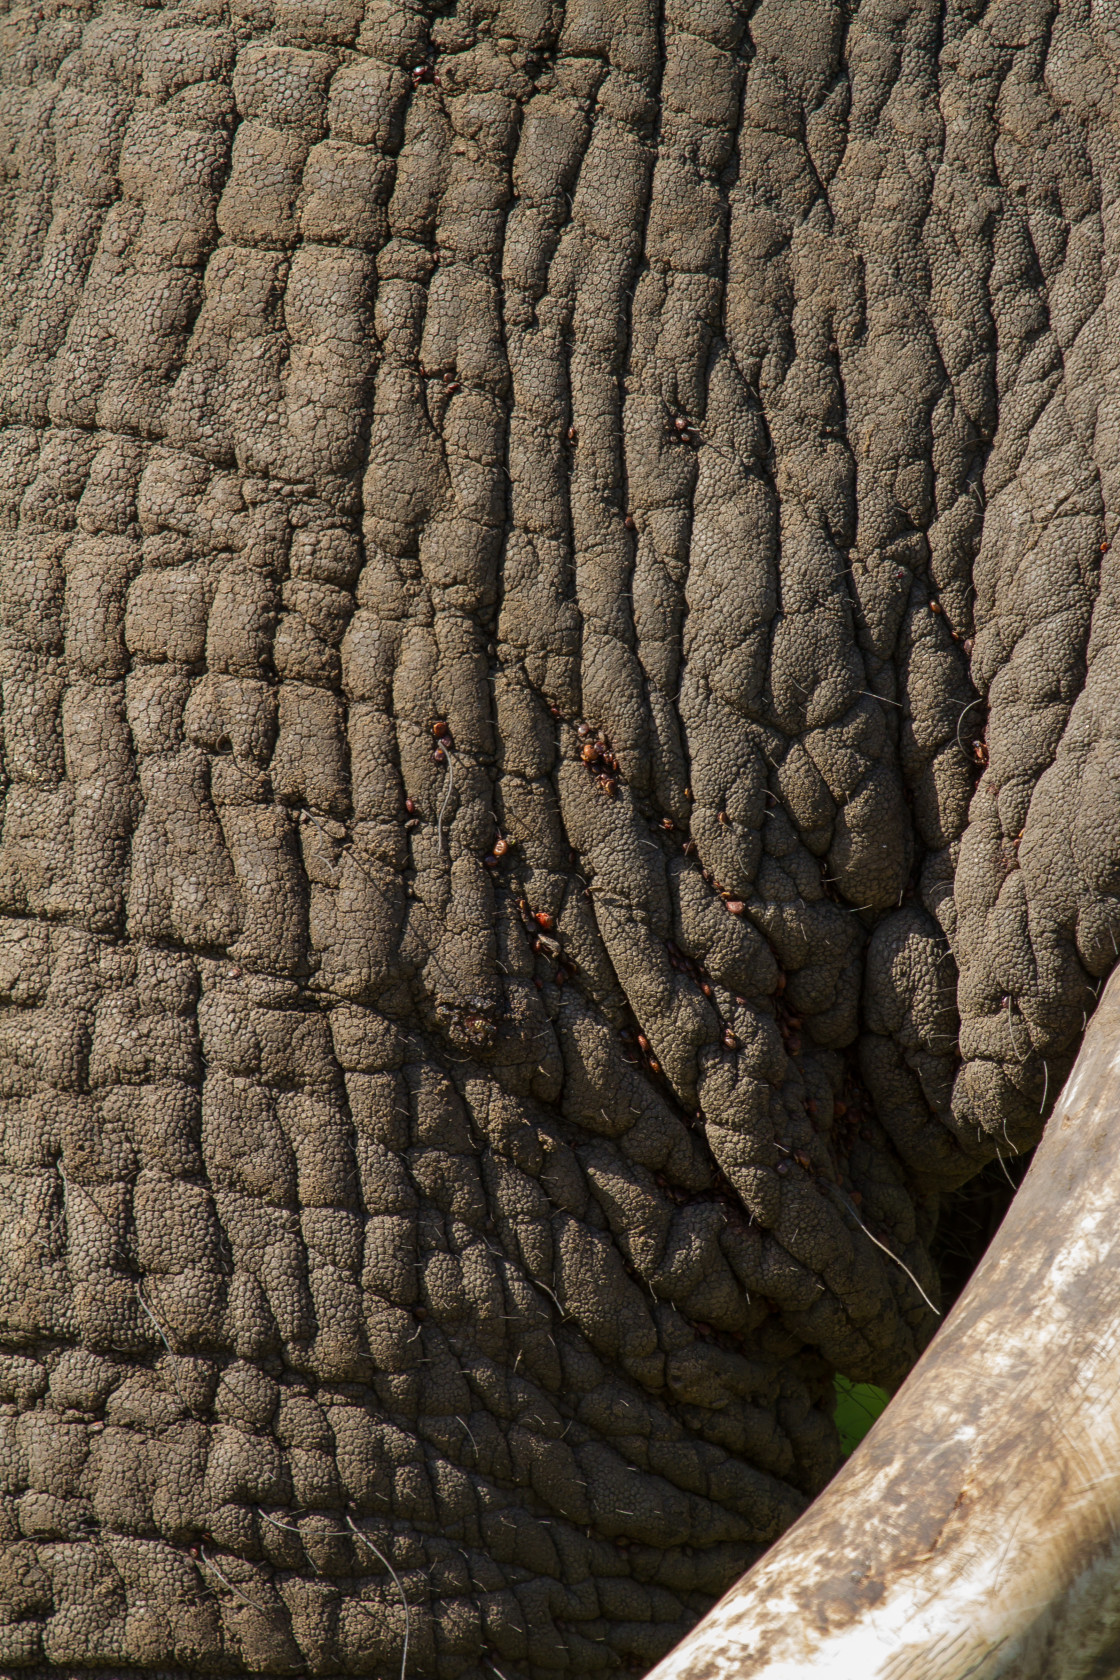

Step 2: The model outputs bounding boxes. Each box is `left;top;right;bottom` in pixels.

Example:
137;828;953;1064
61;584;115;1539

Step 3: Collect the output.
0;0;1115;1672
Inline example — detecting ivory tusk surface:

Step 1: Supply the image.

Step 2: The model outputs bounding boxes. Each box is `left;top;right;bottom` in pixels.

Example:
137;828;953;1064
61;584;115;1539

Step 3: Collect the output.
649;965;1120;1680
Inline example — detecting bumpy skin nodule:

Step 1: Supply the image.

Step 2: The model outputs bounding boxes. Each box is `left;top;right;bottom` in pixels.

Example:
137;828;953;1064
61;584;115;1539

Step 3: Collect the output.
0;0;1114;1673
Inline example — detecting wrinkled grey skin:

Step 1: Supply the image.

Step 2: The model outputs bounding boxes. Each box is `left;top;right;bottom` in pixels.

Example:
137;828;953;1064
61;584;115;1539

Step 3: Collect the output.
0;0;1115;1674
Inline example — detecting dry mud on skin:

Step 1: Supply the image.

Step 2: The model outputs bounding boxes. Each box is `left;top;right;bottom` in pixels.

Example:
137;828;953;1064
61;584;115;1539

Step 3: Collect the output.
0;0;1115;1675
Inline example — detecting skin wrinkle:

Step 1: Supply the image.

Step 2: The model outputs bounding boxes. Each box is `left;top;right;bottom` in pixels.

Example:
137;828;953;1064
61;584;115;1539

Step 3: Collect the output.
0;1;1114;1677
646;971;1120;1680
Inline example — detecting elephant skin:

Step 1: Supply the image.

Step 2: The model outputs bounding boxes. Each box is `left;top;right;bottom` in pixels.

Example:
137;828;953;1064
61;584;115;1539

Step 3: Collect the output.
0;0;1115;1675
651;959;1120;1680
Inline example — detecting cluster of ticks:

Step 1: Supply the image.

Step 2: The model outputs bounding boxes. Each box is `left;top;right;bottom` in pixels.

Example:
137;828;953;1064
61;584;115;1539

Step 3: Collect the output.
574;720;621;797
421;366;462;395
425;711;828;1129
417;713;881;1226
565;411;703;451
663;943;743;1053
667;412;703;446
514;899;579;989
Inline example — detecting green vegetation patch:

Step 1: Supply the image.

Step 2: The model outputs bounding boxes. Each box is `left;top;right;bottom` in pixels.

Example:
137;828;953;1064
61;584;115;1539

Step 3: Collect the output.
834;1375;891;1456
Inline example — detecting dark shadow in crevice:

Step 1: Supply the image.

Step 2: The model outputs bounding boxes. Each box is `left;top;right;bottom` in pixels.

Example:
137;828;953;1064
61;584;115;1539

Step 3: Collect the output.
932;1146;1035;1315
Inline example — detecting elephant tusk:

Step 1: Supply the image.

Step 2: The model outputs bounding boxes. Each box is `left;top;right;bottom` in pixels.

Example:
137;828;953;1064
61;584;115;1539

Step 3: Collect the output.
649;964;1120;1680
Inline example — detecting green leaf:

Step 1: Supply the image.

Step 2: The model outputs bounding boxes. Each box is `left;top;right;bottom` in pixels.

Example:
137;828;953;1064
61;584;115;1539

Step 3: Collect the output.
834;1374;890;1456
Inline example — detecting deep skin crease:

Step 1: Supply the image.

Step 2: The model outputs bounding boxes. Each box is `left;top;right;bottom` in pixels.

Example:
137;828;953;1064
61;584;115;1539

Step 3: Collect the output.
650;965;1120;1680
0;0;1116;1675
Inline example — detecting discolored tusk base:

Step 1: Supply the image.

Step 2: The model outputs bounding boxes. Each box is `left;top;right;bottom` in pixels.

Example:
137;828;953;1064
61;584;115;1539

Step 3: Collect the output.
649;965;1120;1680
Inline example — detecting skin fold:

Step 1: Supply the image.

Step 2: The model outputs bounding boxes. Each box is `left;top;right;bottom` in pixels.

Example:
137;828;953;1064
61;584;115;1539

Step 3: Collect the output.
0;0;1115;1674
650;961;1120;1680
